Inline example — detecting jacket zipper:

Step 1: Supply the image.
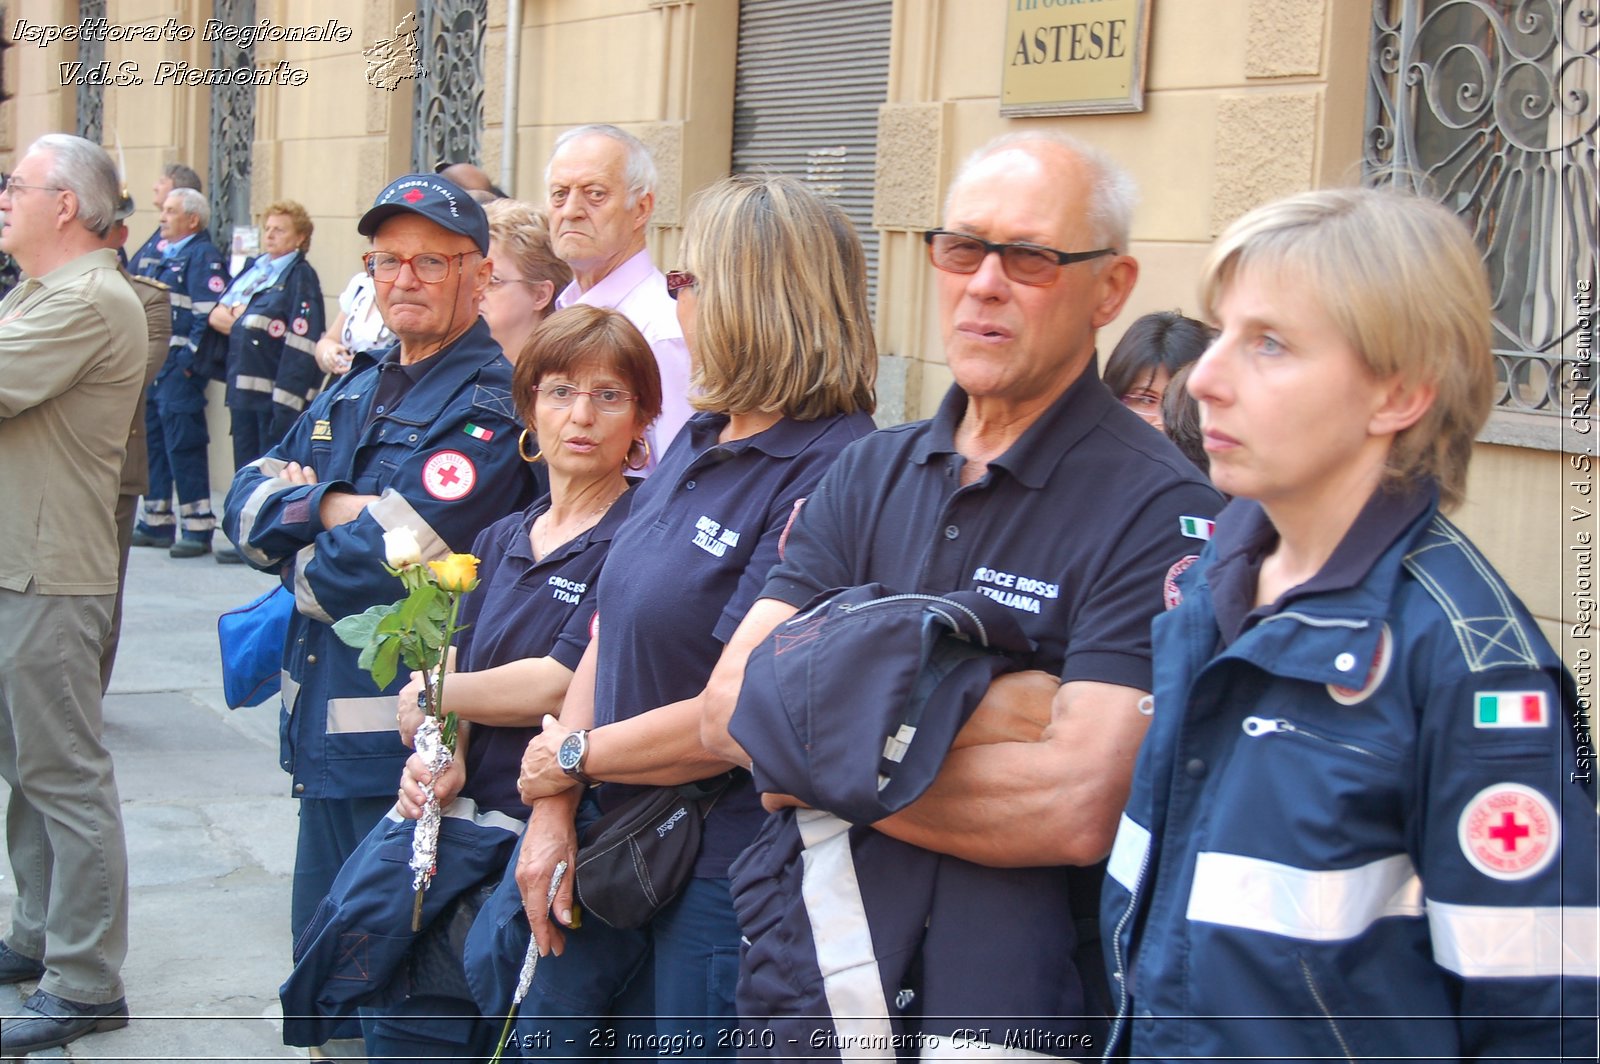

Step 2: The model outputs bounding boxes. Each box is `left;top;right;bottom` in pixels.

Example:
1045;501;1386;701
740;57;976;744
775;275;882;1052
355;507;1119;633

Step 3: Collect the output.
837;593;989;645
1102;842;1151;1060
1241;716;1385;760
1299;957;1356;1062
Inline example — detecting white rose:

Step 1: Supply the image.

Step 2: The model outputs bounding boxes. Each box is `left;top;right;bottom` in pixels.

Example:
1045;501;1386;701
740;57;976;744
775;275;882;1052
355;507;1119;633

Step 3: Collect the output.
383;527;423;569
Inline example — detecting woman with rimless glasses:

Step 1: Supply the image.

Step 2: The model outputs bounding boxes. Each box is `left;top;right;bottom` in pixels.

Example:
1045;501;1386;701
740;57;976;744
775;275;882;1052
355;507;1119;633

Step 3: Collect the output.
314;306;662;1060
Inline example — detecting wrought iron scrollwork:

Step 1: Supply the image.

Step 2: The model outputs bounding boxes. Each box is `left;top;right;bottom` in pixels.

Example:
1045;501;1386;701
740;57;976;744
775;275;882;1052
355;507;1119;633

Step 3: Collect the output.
1365;0;1597;418
75;0;106;143
411;0;486;172
208;0;256;248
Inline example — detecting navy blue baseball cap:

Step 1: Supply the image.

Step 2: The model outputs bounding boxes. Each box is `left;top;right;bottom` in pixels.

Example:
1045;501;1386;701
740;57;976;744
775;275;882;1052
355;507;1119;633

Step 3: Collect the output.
357;173;489;254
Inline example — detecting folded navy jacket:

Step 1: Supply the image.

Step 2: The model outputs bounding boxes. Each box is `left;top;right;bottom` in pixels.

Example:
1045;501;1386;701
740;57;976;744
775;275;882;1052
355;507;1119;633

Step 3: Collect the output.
279;800;522;1047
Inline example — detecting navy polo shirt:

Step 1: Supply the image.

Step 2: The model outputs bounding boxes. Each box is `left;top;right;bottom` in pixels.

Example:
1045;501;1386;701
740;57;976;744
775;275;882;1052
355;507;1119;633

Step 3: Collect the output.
456;485;637;817
764;371;1224;690
592;408;876;877
1208;484;1434;646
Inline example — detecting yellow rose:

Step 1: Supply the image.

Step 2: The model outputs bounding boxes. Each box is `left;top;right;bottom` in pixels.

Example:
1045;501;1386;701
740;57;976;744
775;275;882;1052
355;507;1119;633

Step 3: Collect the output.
428;553;480;593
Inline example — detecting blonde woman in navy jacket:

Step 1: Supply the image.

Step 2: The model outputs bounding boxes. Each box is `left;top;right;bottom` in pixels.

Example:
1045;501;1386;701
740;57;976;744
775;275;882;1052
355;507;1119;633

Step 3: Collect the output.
1102;188;1597;1061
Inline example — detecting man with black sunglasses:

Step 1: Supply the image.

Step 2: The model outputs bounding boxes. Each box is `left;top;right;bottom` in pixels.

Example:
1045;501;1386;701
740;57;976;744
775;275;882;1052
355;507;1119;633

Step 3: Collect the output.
222;174;537;1052
702;132;1222;1052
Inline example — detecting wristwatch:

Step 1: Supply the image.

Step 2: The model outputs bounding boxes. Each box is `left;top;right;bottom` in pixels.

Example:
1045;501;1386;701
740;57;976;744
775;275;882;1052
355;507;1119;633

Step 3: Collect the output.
557;729;597;787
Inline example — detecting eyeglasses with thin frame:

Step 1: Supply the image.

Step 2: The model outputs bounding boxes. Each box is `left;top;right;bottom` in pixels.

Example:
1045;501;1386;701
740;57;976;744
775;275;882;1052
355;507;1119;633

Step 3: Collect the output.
665;270;698;301
922;230;1115;286
534;384;638;415
0;174;66;196
487;275;539;292
363;251;475;284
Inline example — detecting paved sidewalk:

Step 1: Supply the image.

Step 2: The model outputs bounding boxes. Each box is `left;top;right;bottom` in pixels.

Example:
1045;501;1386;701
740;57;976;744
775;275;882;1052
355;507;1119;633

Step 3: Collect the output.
0;541;315;1061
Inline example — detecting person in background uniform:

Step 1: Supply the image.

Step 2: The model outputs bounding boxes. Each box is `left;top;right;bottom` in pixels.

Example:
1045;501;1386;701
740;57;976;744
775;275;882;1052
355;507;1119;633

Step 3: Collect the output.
545;124;693;472
129;162;201;278
101;191;172;691
700;133;1222;1054
1102;309;1211;434
0;132;146;1057
131;186;228;558
1101;187;1598;1062
208;201;326;469
436;160;508;201
221;173;537;1052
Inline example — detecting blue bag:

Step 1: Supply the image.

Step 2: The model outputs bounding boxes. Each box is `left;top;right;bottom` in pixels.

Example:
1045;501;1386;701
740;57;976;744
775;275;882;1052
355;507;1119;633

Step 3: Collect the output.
217;584;293;709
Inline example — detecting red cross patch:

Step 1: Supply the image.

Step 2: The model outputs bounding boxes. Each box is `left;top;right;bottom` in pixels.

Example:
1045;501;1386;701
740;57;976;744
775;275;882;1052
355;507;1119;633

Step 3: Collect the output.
292;317;309;335
403;189;426;204
267;319;286;338
1458;782;1559;881
208;275;226;293
1163;554;1198;611
421;450;476;501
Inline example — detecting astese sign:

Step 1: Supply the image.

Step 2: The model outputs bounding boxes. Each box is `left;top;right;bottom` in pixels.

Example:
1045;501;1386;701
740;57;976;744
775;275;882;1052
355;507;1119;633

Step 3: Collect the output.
1001;0;1151;116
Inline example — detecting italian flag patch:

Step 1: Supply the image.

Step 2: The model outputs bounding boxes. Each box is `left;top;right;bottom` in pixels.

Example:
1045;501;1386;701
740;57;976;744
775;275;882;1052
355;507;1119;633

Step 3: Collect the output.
1474;691;1549;729
1179;515;1215;541
463;423;495;441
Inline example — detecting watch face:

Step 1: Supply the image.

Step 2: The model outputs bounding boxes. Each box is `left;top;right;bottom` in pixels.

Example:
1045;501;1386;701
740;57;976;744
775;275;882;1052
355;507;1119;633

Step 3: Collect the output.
558;732;584;771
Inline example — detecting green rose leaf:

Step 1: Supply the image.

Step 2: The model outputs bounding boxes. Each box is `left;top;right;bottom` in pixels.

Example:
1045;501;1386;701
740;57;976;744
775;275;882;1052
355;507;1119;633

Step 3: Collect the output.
333;602;398;650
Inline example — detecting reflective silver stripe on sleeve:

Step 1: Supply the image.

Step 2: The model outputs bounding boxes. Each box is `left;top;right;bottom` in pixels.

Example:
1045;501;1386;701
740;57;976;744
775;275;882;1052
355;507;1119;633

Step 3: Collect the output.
235;375;274;394
169;292;194;309
293;543;335;624
192;299;217;314
272;387;308;412
438;796;525;836
796;809;895;1058
235;456;291;567
325;695;399;734
168;335;189;348
367;490;451;561
1186;851;1423;941
1106;814;1151;893
242;313;275;331
285;333;317;355
280;669;300;714
1428;899;1599;978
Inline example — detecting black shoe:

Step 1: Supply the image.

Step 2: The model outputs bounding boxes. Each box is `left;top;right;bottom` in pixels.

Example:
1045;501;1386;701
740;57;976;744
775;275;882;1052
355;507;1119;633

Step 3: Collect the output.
169;537;212;559
0;940;44;984
214;546;245;565
2;989;128;1054
130;529;173;549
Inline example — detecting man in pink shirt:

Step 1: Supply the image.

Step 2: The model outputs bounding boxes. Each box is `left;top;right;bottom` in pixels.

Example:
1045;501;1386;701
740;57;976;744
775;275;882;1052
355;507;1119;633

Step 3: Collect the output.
544;125;692;470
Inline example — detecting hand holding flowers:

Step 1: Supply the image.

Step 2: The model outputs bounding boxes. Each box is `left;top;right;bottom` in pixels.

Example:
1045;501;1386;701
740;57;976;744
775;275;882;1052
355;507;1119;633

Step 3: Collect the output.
333;527;480;928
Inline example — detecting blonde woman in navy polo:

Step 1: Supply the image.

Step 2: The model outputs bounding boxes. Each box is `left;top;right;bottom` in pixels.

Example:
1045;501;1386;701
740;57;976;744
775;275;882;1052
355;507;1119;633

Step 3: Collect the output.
510;175;878;1057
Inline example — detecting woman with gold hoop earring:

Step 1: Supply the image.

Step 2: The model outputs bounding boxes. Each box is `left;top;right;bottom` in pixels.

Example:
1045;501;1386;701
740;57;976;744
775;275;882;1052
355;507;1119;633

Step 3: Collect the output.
347;305;661;1060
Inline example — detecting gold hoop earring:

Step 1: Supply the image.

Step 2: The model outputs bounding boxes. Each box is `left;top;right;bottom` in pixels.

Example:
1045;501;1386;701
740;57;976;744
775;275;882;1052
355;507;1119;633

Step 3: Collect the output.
625;436;651;471
518;429;543;464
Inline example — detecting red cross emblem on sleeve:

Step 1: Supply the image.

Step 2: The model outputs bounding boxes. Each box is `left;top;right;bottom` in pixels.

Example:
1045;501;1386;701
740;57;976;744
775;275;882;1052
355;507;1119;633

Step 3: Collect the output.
421;450;476;501
1458;782;1559;881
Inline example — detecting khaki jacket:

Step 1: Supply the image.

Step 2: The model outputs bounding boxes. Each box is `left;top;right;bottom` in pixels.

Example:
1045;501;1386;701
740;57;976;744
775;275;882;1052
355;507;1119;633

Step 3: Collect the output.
119;270;172;497
0;249;147;594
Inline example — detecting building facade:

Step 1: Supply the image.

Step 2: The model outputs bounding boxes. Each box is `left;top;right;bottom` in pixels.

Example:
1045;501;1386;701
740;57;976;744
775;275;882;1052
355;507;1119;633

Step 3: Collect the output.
3;0;1594;696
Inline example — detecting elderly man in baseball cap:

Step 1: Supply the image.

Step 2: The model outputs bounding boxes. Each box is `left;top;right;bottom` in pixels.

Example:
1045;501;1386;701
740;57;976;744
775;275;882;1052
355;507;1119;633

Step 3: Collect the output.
222;175;538;1048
